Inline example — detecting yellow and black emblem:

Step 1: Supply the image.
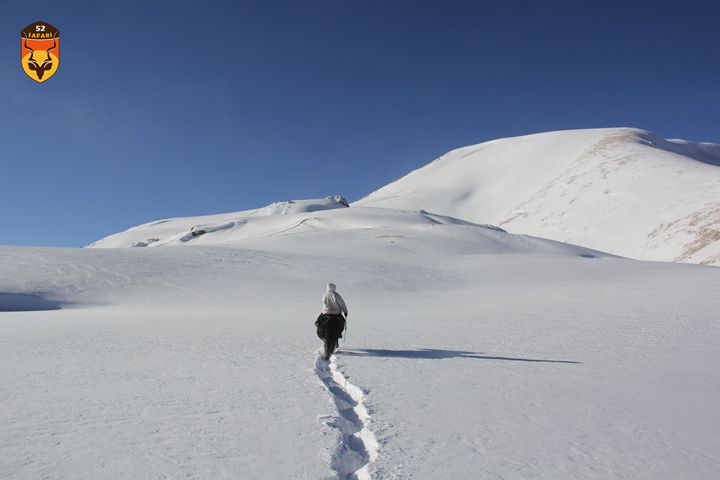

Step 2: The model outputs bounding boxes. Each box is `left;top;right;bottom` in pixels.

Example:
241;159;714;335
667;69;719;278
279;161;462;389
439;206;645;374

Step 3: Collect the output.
21;21;60;83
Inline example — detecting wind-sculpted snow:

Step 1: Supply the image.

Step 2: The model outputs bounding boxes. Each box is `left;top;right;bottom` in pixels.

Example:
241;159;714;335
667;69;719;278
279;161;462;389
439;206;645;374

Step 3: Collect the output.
356;128;720;265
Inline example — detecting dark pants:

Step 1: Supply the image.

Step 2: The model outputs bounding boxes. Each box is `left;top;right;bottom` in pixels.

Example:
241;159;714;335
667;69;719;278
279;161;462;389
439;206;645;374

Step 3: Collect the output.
316;313;346;358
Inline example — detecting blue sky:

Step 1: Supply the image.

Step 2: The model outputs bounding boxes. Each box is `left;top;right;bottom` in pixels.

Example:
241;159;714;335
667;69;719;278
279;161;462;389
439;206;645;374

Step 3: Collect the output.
2;0;718;247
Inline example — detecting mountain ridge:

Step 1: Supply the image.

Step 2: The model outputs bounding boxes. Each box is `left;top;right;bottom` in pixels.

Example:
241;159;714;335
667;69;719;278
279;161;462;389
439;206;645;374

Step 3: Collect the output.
89;127;720;265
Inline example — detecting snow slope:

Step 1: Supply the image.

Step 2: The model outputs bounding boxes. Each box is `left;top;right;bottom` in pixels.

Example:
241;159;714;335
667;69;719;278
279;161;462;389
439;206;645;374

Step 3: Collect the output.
2;201;720;479
87;196;603;262
87;195;352;249
355;128;720;265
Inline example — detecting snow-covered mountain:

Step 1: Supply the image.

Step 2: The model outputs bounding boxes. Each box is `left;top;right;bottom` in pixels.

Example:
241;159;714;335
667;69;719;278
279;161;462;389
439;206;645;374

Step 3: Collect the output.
87;195;353;249
88;195;605;261
355;128;720;265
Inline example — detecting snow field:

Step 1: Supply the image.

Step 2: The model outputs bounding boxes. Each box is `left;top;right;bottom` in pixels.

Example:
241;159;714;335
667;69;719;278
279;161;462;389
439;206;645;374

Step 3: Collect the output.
2;174;720;478
2;234;719;478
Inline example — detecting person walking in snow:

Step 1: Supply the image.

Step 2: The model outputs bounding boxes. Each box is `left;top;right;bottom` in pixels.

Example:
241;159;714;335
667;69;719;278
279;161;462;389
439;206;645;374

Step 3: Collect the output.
315;283;348;360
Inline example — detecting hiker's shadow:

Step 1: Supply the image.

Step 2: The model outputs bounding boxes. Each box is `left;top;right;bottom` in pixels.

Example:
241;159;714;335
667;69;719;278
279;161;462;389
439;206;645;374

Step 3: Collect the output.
340;348;581;364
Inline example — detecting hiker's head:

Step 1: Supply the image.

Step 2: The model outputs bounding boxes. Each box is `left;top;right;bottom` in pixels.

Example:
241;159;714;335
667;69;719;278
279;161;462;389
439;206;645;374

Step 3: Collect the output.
327;283;336;292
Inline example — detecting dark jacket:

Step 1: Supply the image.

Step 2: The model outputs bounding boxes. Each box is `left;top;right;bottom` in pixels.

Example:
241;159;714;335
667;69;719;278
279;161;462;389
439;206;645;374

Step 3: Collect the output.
315;313;345;341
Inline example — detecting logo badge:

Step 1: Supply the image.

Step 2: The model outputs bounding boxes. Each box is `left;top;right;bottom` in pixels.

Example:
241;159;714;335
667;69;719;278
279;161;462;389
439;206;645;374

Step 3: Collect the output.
21;21;60;83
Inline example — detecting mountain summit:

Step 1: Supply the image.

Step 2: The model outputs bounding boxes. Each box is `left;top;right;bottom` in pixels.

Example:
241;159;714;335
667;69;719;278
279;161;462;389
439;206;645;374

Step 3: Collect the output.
355;128;720;265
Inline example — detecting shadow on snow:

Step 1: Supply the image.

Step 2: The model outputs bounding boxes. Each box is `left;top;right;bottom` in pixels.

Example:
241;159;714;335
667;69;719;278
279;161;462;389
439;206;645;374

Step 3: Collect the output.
339;348;581;364
0;293;61;312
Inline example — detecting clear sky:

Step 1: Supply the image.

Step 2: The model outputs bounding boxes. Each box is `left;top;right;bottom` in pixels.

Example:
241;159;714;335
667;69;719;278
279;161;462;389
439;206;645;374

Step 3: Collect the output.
2;0;718;247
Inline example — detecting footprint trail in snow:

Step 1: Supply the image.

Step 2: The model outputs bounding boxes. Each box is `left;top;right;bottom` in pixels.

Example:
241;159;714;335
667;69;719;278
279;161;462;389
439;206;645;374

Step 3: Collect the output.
315;355;379;480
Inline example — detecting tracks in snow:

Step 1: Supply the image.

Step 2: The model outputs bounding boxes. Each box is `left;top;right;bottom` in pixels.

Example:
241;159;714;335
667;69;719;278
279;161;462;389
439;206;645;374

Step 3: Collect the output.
315;355;379;480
